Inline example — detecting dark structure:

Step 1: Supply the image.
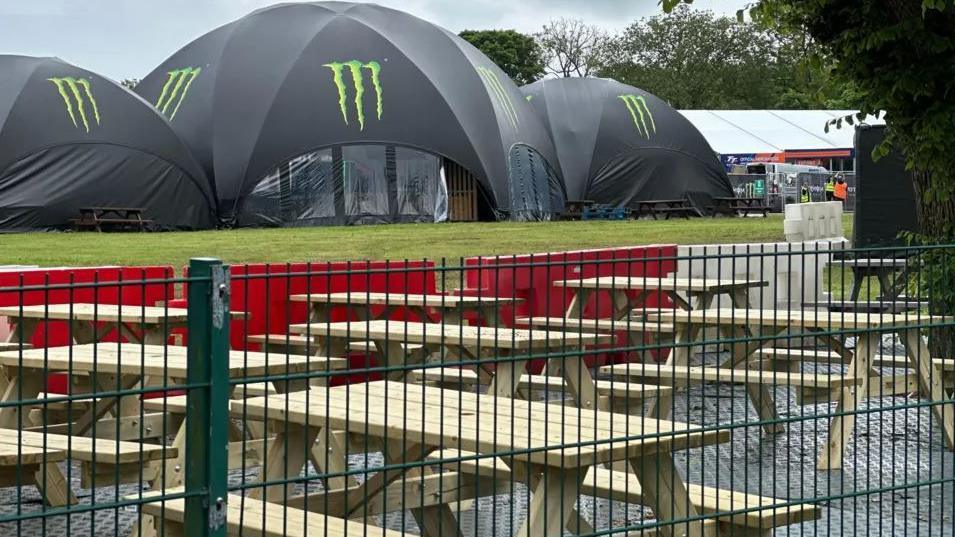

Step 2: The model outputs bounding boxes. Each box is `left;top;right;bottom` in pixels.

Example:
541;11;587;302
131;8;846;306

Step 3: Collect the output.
854;124;918;248
136;1;564;226
0;56;216;231
521;78;733;212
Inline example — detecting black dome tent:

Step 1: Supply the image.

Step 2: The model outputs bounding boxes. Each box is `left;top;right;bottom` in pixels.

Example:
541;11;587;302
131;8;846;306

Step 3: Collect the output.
136;1;564;226
521;78;733;211
0;56;216;231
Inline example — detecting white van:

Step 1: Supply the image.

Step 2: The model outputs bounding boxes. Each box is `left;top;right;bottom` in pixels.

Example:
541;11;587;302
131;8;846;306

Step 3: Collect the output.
745;162;829;174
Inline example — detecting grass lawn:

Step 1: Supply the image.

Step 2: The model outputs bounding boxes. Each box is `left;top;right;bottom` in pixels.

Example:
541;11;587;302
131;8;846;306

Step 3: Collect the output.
0;214;853;267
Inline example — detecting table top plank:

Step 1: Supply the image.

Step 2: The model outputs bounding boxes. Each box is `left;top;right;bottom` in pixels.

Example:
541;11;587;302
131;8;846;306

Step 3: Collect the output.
0;429;174;464
0;442;66;466
651;308;950;330
554;277;767;293
288;320;613;349
231;381;728;467
290;292;519;308
0;344;346;377
0;303;246;324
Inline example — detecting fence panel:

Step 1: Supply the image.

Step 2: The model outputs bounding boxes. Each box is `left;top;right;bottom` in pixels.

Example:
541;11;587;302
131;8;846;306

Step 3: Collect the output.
0;245;952;536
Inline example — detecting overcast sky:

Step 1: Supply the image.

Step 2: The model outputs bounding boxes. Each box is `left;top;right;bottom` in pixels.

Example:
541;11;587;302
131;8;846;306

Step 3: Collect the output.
0;0;745;81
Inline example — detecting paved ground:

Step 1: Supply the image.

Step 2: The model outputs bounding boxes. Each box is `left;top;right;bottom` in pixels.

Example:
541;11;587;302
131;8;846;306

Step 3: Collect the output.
2;335;953;536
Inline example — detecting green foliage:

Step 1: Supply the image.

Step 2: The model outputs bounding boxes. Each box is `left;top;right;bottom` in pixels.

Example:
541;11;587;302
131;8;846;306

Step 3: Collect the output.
599;6;847;109
665;0;955;238
459;29;545;85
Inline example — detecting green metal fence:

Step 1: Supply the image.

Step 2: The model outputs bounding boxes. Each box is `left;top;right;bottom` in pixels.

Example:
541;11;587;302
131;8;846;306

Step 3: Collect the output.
0;244;952;536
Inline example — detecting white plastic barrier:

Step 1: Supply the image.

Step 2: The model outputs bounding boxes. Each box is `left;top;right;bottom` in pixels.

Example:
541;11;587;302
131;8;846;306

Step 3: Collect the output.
784;201;845;243
677;240;849;312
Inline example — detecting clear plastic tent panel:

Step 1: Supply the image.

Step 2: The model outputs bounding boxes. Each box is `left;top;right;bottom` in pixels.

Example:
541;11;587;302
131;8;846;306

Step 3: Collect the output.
343;145;389;219
238;144;449;226
239;148;336;226
506;144;564;221
395;147;444;220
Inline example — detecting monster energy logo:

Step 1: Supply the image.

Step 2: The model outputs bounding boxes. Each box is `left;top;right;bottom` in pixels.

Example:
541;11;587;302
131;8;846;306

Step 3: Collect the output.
618;94;656;139
477;67;518;129
155;67;202;120
48;77;101;133
324;60;382;131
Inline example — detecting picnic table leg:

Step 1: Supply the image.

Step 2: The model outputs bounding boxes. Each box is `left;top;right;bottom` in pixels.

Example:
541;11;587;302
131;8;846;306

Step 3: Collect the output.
73;374;142;437
309;427;359;490
902;329;955;450
516;464;585;537
564;289;592;319
3;318;38;345
254;422;319;502
554;346;601;410
487;351;529;399
729;288;753;309
629;452;712;537
727;326;784;435
612;289;647;321
848;268;865;302
817;331;876;469
645;324;698;420
33;462;78;507
0;368;45;428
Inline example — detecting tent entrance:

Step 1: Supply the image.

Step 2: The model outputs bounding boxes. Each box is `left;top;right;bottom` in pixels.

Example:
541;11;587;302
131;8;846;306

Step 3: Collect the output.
444;159;478;222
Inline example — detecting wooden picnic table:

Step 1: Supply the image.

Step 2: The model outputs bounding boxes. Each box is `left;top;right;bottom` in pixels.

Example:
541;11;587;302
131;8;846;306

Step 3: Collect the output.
607;308;954;470
563;199;596;220
633;199;699;220
237;381;728;537
828;257;916;302
709;197;770;217
291;291;520;326
0;343;345;434
0;303;246;345
555;276;767;320
73;207;152;232
289;320;612;409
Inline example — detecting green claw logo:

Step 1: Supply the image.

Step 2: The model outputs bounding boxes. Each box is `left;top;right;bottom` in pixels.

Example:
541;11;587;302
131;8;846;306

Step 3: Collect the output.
48;77;101;133
155;67;202;121
477;67;518;129
324;60;383;131
618;94;657;139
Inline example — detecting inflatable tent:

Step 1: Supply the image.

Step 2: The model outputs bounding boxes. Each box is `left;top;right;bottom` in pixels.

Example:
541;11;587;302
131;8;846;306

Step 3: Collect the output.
136;1;564;226
521;78;733;211
0;56;216;231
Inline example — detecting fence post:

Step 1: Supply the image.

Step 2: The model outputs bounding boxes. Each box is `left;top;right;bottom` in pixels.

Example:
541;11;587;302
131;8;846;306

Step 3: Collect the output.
185;258;230;537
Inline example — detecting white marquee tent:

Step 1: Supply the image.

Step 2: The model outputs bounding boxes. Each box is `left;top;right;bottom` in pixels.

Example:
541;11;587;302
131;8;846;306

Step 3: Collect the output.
678;110;885;154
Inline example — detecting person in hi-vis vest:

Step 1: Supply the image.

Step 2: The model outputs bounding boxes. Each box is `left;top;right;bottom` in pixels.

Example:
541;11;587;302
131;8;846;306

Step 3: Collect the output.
833;174;848;205
801;185;811;203
825;176;835;201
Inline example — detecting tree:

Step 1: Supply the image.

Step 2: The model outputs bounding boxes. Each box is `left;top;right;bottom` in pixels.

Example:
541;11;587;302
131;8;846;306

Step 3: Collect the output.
666;0;955;353
459;30;545;85
536;18;611;78
599;7;783;108
599;6;846;109
662;1;955;240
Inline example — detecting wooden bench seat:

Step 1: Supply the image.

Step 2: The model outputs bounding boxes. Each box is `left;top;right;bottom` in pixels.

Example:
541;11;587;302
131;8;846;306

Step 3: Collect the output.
0;342;30;352
754;348;955;375
430;449;818;536
0;429;175;487
0;442;73;506
247;333;416;354
136;490;406;537
602;363;872;389
411;367;672;403
517;317;675;335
